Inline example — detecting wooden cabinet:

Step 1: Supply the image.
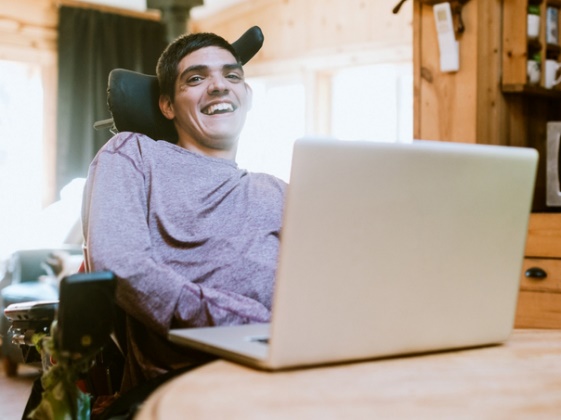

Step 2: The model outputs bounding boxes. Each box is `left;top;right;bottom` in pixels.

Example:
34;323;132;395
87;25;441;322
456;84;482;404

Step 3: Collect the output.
500;0;561;210
515;213;561;328
413;1;505;144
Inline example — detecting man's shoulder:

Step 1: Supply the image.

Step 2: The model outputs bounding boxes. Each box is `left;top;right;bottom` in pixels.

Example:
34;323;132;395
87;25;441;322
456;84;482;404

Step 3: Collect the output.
96;132;172;162
103;131;157;151
246;171;288;192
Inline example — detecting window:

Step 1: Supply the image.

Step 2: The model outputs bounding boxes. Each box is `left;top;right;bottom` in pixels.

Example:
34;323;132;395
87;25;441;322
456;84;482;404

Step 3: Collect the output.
237;61;413;182
331;63;413;143
0;60;45;257
237;77;306;181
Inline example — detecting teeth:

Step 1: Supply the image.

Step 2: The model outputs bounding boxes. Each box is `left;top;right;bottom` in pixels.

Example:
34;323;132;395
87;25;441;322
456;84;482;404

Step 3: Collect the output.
204;103;234;115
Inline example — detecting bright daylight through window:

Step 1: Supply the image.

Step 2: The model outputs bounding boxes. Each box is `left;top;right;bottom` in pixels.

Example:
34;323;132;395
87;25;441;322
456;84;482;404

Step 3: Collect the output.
237;61;413;183
0;61;44;259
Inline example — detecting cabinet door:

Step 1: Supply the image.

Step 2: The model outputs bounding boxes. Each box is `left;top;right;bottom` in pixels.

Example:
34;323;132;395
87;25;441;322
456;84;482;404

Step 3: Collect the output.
515;214;561;329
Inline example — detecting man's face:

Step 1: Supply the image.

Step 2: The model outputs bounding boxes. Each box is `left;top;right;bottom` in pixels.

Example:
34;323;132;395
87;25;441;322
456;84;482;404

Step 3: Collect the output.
159;46;252;158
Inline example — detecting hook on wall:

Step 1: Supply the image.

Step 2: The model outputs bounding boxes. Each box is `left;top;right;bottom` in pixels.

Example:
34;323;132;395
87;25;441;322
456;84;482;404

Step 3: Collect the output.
392;0;470;37
392;0;409;14
451;0;470;35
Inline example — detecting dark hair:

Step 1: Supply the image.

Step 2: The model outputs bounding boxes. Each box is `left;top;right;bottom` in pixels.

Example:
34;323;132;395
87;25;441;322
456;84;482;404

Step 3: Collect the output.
156;32;241;101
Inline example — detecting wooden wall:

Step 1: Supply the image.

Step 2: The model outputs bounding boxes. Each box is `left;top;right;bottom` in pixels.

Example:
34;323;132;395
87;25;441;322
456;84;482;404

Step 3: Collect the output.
0;0;58;62
413;0;504;144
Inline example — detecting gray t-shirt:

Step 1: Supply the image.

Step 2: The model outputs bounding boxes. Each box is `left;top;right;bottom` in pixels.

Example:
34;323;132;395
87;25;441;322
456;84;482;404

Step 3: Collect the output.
82;132;286;388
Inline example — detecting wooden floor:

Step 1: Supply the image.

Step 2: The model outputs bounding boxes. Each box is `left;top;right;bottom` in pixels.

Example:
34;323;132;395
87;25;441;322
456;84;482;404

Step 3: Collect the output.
0;354;40;420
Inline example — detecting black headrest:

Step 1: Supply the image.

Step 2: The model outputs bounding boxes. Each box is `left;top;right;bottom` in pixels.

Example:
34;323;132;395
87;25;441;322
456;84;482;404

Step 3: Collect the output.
107;70;177;142
96;26;264;143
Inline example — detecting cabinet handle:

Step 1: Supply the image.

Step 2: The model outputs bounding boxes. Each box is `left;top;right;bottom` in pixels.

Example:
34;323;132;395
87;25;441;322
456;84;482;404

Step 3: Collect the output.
525;267;547;280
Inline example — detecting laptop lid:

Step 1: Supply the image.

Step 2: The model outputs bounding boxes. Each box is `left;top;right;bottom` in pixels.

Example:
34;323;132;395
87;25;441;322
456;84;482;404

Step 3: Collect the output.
170;138;538;370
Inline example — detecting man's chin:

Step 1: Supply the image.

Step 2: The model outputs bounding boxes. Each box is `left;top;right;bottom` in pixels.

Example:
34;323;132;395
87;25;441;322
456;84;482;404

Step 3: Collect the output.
205;131;240;146
203;135;239;152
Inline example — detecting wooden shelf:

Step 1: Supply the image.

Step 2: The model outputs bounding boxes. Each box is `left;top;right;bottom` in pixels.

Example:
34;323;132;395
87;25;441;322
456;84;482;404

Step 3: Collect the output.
503;0;561;87
502;84;561;97
421;0;450;4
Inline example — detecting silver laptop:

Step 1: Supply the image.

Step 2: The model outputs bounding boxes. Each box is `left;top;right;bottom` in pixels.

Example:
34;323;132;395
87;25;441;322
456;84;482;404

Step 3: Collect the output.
168;138;538;370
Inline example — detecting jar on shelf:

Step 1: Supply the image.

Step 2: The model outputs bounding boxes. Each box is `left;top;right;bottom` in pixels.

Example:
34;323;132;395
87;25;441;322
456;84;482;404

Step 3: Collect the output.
528;4;541;41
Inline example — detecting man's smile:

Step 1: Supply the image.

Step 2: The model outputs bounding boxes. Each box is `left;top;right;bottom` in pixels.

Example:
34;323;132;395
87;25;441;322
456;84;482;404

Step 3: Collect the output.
202;102;236;115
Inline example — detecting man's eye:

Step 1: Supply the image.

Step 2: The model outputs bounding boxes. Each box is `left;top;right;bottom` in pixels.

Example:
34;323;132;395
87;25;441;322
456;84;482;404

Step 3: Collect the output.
226;73;242;81
187;76;203;84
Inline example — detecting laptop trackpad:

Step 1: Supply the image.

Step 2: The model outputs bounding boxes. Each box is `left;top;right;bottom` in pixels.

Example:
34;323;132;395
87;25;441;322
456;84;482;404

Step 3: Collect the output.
247;336;269;345
169;323;271;362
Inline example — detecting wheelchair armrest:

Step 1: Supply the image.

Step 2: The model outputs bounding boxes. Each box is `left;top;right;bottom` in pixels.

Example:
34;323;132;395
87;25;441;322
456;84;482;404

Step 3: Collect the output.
56;271;116;357
4;300;58;323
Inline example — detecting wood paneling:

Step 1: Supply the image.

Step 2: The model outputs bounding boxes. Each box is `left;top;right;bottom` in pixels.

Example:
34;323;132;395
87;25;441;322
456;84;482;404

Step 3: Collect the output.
416;1;474;142
476;0;504;146
0;0;58;62
502;0;528;86
515;291;561;329
57;0;160;20
525;213;561;258
189;0;413;74
414;0;505;144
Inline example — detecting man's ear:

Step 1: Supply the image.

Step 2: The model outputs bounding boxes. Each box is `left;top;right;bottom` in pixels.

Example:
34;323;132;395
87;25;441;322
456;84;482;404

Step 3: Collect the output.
245;83;253;111
159;95;175;120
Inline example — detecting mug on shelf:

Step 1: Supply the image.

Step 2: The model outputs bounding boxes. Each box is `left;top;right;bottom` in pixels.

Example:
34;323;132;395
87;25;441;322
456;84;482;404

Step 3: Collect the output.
545;59;561;89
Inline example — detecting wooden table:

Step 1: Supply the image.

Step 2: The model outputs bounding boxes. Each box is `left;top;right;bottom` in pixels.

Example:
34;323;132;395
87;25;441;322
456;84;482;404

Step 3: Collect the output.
136;329;561;419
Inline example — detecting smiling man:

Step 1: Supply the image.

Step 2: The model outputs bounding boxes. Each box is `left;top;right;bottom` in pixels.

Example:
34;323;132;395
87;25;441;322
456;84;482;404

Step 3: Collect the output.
158;37;252;158
80;30;287;408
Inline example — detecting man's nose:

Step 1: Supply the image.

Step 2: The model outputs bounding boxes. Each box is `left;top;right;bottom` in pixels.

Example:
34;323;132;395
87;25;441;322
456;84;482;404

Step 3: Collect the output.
208;75;228;94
